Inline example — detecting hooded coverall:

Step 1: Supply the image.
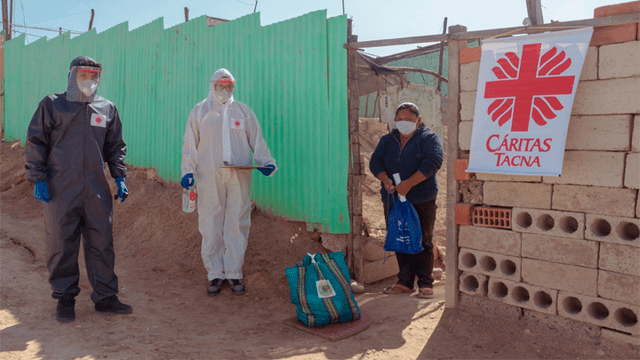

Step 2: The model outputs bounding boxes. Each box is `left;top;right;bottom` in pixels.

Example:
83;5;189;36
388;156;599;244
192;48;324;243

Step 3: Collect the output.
25;59;127;303
181;69;276;281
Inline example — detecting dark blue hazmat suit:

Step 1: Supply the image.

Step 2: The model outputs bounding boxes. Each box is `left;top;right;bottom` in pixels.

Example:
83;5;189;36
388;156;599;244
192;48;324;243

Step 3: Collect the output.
25;56;127;303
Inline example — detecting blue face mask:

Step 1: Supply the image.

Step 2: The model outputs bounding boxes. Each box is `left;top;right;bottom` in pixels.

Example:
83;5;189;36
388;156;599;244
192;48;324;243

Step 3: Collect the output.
396;121;417;135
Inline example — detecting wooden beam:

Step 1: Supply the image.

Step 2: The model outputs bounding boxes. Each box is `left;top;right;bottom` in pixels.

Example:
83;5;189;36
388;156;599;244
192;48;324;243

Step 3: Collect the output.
88;9;95;31
345;12;640;49
444;25;466;309
374;42;448;65
347;19;364;281
2;0;9;41
345;33;447;50
437;17;447;92
385;66;448;83
449;12;640;40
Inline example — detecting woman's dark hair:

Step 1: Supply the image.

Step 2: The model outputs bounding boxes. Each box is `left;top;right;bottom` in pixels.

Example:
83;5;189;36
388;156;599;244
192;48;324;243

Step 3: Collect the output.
395;102;420;118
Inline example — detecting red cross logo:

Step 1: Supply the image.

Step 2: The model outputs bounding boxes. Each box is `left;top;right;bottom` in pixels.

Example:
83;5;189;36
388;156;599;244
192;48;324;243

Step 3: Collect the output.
234;121;240;127
484;44;575;132
95;117;102;124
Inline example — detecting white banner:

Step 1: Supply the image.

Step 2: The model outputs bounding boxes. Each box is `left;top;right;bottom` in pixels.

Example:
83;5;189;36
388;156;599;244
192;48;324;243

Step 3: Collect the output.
467;28;593;176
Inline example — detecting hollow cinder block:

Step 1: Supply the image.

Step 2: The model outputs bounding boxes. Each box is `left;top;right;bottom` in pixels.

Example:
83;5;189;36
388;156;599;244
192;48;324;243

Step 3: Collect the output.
585;213;640;248
522;258;597;296
362;256;398;284
625;153;639;190
599;41;640;79
459;271;488;297
483;182;552;210
598;270;640;306
459;225;521;257
487;277;558;315
558;291;640;335
460;91;476;121
458;247;521;282
553;184;637;218
573;78;640;116
459;121;472;151
513;207;585;239
599;242;640;277
522;233;598;268
543;151;625;188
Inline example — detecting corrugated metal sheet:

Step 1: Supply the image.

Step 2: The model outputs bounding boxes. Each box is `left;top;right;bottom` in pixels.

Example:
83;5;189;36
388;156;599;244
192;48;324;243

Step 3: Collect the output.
3;11;350;234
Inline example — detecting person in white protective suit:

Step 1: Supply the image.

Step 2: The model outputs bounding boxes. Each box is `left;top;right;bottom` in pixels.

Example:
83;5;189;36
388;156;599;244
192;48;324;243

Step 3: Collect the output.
181;68;277;296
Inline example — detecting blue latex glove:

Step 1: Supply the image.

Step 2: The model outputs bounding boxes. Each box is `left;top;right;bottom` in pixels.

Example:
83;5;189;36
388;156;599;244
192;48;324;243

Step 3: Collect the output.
258;164;276;177
34;181;50;203
115;177;128;203
181;173;194;189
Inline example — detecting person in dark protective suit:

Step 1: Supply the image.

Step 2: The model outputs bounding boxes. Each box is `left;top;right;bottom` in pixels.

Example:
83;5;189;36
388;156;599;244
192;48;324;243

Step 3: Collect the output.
25;56;133;323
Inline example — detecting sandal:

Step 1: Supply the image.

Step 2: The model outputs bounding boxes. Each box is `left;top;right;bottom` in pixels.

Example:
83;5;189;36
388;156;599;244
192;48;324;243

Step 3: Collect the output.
383;284;413;294
417;287;434;299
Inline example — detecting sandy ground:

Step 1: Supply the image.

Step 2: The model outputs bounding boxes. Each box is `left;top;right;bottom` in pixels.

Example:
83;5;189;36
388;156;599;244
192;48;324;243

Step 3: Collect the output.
1;133;639;359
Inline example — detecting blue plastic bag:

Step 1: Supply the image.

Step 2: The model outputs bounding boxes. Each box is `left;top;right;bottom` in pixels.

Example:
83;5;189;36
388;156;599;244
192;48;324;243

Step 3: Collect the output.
285;252;361;327
384;192;424;254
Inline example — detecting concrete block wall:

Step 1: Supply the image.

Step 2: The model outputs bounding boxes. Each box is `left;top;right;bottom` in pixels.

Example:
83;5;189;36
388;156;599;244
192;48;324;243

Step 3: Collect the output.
458;248;522;282
487;277;558;315
557;291;640;335
453;1;640;336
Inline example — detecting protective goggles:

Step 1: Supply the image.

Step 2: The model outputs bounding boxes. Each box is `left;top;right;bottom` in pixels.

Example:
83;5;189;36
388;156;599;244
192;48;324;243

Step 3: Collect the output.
213;79;235;91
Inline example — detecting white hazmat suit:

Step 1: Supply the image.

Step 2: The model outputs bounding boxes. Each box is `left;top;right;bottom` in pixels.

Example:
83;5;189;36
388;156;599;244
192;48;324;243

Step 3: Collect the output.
181;69;276;281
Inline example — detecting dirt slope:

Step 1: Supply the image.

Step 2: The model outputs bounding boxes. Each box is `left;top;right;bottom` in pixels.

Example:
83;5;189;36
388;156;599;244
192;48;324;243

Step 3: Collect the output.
1;138;638;359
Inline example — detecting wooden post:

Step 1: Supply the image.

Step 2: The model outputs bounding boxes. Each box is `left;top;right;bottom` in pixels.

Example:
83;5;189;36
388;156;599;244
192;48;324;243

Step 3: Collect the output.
347;18;363;281
373;91;380;119
8;0;12;40
437;17;447;92
184;7;189;22
2;0;9;41
445;24;467;309
89;9;95;30
364;94;369;118
59;27;62;35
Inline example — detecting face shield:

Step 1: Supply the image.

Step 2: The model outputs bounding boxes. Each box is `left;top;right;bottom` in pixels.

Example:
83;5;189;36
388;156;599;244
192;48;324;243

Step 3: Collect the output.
212;78;235;104
67;65;103;102
73;66;102;96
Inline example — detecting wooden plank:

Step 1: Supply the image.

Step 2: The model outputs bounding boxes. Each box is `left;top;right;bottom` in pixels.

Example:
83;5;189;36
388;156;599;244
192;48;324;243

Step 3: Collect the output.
449;12;640;40
347;19;364;282
385;66;448;83
437;17;448;92
374;42;448;65
345;33;447;49
444;28;466;309
345;13;640;49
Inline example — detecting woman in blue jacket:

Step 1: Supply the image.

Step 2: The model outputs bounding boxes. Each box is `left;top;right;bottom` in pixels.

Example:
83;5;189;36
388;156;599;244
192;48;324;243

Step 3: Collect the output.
369;102;444;299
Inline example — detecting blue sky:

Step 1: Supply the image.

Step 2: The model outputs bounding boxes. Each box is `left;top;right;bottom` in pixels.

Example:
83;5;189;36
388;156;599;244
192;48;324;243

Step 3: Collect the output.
3;0;625;56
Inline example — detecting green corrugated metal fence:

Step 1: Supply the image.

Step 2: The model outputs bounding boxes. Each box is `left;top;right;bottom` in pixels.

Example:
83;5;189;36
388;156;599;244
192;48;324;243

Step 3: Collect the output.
3;11;350;234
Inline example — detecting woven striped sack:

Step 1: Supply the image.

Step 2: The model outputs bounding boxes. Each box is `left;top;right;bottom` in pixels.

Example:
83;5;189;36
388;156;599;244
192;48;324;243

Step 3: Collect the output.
285;252;361;327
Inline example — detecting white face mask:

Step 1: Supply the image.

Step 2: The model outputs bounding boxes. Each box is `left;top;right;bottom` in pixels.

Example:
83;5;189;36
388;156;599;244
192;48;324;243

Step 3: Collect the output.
77;80;98;97
396;121;417;135
214;89;232;104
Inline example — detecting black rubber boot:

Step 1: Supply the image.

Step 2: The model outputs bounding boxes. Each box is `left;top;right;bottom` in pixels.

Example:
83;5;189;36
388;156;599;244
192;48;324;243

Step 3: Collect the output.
95;295;133;314
56;297;76;323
